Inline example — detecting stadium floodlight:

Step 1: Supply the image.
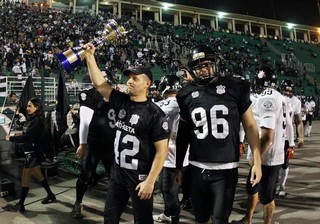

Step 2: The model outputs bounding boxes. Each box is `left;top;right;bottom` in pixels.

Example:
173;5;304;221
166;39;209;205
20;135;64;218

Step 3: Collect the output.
287;23;295;29
162;3;172;10
217;11;227;18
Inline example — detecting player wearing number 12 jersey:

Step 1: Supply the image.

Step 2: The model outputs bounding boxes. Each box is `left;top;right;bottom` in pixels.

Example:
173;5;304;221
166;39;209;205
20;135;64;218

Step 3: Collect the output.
84;42;169;224
175;45;262;224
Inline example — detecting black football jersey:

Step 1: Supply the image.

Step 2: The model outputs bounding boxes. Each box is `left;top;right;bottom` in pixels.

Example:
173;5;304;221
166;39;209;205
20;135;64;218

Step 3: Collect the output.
79;87;116;144
177;76;251;163
109;90;169;185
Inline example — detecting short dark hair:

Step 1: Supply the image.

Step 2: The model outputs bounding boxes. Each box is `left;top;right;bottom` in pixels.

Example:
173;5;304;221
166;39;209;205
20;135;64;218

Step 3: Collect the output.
9;92;17;97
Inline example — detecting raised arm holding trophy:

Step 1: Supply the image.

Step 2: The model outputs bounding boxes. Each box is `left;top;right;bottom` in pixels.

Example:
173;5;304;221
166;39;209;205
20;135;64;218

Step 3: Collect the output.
55;19;128;74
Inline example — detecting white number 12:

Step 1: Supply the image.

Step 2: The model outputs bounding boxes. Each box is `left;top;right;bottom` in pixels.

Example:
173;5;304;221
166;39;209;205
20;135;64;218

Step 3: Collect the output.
114;130;140;170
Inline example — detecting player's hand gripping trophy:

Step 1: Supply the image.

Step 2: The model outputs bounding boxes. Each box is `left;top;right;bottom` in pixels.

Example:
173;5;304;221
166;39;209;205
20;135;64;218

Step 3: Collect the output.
56;19;128;74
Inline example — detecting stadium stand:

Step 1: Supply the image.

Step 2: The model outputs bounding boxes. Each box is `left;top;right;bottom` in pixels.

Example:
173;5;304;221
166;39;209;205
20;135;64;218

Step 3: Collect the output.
0;1;318;112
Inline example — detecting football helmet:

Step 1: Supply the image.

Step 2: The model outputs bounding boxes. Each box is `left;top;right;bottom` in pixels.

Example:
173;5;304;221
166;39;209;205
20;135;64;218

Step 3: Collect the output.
280;79;294;97
150;80;160;92
187;45;217;85
307;96;313;102
254;66;277;91
150;80;162;101
158;75;182;96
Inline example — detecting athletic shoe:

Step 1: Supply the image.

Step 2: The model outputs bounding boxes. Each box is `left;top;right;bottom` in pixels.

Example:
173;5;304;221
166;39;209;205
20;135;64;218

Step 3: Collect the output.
179;198;193;210
70;201;82;218
41;194;56;204
231;217;253;224
3;203;25;213
153;213;171;223
171;216;180;224
279;186;286;197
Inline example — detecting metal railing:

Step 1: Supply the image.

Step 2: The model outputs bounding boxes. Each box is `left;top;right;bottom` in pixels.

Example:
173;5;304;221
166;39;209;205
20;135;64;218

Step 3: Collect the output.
2;75;94;105
5;76;57;103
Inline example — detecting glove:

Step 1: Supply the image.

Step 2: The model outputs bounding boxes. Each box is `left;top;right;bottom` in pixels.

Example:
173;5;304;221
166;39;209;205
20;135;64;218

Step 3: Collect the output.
286;147;294;160
239;142;246;158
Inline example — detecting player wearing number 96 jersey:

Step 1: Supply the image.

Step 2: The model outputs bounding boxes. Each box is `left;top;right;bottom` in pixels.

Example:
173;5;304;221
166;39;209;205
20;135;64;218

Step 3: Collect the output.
175;45;262;224
177;75;251;162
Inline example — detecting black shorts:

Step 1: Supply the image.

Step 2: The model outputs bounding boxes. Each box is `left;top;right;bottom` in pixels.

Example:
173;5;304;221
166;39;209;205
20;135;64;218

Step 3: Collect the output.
24;151;44;168
259;165;281;204
246;168;259;195
246;165;281;204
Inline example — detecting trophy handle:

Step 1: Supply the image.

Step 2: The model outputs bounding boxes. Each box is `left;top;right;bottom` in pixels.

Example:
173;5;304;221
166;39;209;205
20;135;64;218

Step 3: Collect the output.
56;47;86;74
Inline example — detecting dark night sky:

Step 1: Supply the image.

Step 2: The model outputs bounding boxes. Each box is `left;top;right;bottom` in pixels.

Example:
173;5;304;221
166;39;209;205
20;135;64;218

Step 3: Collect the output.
157;0;320;27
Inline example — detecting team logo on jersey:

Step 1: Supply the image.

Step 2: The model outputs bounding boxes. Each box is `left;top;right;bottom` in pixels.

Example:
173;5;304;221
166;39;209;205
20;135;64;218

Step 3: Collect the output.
258;70;265;78
118;109;126;119
80;92;87;101
216;85;226;94
129;114;140;125
115;121;135;134
263;100;273;109
192;91;199;98
162;121;169;131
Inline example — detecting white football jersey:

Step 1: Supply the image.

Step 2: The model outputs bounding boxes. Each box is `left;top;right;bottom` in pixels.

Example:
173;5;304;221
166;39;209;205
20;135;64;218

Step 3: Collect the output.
305;100;316;115
284;95;295;147
301;106;307;121
156;97;189;168
290;95;302;116
256;88;286;166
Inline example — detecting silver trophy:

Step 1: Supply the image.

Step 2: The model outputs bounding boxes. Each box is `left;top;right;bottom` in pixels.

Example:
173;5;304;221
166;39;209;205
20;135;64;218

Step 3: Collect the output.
56;19;128;74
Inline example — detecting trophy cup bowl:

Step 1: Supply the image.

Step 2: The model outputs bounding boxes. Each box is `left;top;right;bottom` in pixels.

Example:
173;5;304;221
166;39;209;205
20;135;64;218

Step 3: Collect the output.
56;19;128;74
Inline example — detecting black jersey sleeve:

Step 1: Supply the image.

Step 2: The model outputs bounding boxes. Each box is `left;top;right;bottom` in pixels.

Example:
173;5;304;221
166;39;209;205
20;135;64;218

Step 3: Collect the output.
176;83;196;121
229;77;251;115
175;119;190;169
79;88;96;109
150;103;170;142
176;95;188;122
239;80;251;115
